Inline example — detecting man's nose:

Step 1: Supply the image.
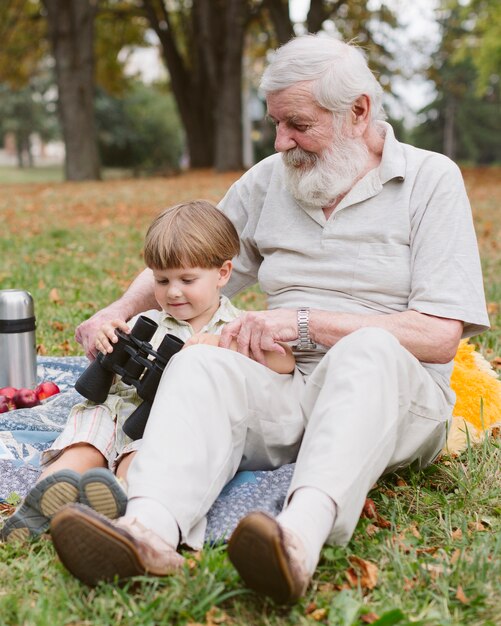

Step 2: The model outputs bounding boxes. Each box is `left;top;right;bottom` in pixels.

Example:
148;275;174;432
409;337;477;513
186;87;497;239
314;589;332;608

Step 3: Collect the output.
274;124;296;152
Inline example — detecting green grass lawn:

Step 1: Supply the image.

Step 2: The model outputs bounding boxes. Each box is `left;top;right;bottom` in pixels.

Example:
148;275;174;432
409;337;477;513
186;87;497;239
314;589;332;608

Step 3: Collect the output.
0;169;499;625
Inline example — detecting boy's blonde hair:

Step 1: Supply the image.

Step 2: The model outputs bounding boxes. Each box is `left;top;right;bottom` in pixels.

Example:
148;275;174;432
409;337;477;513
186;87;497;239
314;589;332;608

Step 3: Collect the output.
144;200;240;269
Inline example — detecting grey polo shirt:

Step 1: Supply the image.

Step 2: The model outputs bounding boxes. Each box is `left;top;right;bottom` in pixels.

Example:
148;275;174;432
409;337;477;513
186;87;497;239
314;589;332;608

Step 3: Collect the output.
220;123;489;396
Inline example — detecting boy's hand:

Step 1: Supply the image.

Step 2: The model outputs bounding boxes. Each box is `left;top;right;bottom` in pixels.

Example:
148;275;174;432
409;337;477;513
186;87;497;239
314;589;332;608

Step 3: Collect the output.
95;319;131;354
183;333;221;349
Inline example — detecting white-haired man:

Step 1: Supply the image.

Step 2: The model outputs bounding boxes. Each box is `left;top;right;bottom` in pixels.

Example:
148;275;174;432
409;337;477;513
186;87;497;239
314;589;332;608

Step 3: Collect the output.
50;35;488;603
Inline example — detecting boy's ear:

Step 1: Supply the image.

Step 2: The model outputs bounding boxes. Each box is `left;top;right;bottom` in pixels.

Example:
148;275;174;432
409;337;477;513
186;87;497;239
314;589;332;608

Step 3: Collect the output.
217;260;233;286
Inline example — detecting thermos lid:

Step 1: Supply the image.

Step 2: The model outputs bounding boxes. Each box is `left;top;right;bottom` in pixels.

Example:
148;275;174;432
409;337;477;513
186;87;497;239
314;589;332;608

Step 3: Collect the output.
0;289;36;333
0;289;35;319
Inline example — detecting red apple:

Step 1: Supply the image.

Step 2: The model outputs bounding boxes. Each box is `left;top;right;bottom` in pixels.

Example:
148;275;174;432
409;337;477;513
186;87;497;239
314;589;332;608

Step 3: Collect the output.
35;381;60;401
0;386;17;400
13;388;40;409
0;395;10;413
0;387;17;409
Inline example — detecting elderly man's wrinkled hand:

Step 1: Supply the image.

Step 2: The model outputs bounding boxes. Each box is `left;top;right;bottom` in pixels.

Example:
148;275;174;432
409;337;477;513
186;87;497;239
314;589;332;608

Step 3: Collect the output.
75;306;129;360
219;309;297;365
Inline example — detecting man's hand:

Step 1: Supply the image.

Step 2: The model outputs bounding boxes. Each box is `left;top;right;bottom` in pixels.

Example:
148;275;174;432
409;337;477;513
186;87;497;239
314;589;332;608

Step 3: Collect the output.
95;319;131;355
75;305;129;360
219;309;297;365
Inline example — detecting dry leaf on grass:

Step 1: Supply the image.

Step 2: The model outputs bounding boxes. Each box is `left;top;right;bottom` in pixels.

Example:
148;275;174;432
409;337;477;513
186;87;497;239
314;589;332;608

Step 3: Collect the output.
360;612;380;624
345;556;379;590
450;548;462;565
361;498;391;529
49;287;61;303
456;585;470;604
309;608;328;621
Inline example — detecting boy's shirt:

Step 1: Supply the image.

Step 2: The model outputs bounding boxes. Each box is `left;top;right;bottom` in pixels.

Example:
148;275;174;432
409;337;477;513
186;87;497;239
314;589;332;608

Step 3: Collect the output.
107;295;241;399
132;295;242;349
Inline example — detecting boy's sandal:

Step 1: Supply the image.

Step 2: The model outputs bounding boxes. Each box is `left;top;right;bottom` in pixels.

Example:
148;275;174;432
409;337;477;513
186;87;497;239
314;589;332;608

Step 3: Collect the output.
0;469;80;543
79;467;128;520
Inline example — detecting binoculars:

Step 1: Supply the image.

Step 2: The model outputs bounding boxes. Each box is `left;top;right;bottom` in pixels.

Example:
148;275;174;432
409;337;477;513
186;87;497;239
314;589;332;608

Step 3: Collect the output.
75;315;184;440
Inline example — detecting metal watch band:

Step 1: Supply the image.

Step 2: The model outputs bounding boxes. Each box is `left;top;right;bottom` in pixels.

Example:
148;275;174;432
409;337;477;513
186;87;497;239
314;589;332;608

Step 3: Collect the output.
295;307;317;350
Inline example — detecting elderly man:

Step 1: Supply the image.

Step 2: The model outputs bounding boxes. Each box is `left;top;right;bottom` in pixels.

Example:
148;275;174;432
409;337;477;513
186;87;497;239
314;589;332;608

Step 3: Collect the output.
50;35;488;603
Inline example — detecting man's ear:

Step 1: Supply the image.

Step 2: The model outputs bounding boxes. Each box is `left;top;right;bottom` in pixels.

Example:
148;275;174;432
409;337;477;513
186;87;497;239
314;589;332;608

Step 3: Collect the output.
217;260;233;287
350;95;371;137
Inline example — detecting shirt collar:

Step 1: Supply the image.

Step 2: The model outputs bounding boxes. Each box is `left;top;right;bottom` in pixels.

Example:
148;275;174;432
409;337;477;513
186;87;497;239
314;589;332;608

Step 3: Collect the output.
377;121;407;184
157;295;238;332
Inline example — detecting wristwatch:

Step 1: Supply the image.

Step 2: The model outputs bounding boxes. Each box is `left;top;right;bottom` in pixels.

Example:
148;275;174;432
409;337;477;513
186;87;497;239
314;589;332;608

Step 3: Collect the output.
294;308;317;351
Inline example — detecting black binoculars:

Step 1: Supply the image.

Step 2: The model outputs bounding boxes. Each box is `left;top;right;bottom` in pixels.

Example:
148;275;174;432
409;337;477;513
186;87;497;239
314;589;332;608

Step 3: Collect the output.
74;315;184;440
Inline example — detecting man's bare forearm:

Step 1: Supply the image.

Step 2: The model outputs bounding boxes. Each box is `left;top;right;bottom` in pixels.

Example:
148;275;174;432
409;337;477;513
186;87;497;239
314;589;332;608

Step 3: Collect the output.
309;309;463;364
114;268;159;321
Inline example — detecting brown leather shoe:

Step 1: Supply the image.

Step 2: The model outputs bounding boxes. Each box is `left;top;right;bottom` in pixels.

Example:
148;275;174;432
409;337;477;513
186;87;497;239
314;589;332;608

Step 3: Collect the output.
227;511;311;604
50;503;184;586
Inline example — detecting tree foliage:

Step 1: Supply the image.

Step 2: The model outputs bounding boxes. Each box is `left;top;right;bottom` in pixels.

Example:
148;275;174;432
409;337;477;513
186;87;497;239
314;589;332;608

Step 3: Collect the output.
95;82;183;172
454;0;501;95
411;0;501;163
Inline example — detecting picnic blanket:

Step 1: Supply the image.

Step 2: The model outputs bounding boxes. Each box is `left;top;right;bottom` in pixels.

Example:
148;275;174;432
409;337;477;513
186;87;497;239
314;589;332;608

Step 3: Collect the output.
2;345;500;540
0;357;293;542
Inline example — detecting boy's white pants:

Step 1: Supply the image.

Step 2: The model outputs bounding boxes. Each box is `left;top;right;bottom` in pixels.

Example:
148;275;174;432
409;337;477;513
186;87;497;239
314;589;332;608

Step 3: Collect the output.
126;327;452;549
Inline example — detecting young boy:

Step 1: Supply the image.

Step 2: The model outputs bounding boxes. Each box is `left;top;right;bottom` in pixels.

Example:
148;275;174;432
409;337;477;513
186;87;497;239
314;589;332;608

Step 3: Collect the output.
1;200;294;543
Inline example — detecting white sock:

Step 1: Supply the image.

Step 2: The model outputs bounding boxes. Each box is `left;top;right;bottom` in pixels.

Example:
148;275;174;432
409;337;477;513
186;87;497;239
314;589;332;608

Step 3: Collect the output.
125;496;180;548
277;487;337;575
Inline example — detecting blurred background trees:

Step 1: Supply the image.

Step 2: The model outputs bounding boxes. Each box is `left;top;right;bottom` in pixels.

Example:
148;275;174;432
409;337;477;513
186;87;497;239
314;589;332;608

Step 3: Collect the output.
0;0;499;181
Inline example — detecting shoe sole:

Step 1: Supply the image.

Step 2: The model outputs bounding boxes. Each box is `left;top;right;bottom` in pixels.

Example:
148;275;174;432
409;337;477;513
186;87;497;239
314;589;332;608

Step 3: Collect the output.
227;511;301;604
0;470;80;543
50;504;147;586
79;468;127;519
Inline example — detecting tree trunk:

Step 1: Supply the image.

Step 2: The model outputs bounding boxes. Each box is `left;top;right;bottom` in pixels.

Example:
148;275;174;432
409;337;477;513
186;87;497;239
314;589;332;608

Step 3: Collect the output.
264;0;294;45
141;0;248;171
213;0;246;171
42;0;100;180
141;0;215;168
443;96;456;159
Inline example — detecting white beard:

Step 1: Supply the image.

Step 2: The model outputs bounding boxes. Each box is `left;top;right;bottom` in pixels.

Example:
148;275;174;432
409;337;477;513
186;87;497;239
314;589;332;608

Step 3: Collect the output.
282;130;370;208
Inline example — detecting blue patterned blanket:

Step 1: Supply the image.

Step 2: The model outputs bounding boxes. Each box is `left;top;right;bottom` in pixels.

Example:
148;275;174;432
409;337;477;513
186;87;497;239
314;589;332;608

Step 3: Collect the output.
0;357;293;541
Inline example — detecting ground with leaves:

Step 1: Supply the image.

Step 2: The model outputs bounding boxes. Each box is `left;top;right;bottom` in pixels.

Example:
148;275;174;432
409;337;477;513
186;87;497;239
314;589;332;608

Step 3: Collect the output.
0;167;500;626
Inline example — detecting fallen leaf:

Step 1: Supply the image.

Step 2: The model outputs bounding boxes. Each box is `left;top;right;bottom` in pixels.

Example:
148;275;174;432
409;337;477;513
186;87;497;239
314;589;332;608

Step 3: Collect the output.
450;548;461;565
455;585;470;604
51;321;66;331
360;612;380;624
468;521;486;532
365;523;380;537
37;344;47;355
305;602;318;614
57;340;72;355
205;606;230;625
403;577;418;591
309;608;327;621
362;498;377;518
487;302;499;315
346;556;379;590
490;356;501;371
451;528;463;541
361;498;391;529
49;287;61;303
410;524;421;539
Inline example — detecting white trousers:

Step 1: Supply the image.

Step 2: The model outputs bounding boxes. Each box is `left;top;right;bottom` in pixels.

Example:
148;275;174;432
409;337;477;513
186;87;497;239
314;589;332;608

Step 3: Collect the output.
126;327;452;548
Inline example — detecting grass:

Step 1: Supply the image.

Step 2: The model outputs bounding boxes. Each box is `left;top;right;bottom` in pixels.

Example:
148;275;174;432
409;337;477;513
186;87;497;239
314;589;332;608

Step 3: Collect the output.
0;167;499;625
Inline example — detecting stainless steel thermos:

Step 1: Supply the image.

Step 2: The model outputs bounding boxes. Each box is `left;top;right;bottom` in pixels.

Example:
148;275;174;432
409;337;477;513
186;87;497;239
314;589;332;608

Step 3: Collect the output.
0;289;37;389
